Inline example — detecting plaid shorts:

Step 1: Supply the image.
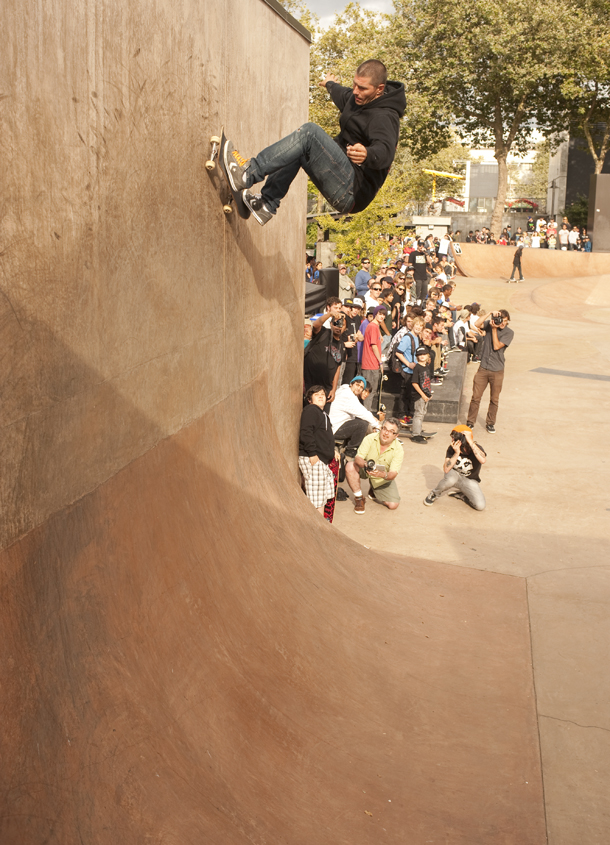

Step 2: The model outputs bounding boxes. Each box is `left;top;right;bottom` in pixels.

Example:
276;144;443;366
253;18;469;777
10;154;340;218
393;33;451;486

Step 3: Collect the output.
298;456;335;509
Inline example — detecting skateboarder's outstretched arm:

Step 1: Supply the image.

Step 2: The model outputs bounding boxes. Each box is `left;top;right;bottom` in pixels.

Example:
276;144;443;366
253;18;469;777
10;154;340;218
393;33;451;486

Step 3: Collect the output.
324;80;353;111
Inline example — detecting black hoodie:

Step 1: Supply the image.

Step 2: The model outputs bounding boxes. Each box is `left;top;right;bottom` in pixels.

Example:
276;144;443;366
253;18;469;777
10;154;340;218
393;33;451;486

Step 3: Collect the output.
326;80;406;213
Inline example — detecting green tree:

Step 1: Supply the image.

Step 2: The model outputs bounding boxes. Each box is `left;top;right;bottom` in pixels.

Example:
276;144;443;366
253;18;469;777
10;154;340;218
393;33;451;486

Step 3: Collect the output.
391;0;577;235
560;0;610;174
315;168;407;267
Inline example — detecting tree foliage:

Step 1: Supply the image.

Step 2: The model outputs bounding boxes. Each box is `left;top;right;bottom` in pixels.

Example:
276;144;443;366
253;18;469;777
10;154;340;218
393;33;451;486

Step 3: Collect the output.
391;0;579;233
559;0;610;173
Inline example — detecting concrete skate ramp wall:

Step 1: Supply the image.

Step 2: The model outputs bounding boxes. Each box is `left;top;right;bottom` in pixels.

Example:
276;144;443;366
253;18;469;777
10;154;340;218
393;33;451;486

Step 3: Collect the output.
0;2;547;842
0;0;307;551
454;242;610;278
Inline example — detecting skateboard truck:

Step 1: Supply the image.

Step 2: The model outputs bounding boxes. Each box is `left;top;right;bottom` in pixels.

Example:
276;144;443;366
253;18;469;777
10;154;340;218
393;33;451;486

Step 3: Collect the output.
205;135;221;172
206;133;235;215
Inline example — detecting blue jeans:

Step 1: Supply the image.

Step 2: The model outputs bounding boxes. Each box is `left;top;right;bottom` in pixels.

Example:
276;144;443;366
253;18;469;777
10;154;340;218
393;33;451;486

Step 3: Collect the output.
246;122;356;214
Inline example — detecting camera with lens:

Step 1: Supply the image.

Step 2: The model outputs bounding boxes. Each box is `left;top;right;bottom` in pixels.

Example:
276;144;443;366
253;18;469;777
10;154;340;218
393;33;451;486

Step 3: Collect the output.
492;313;503;326
365;459;377;471
451;431;468;446
331;317;344;328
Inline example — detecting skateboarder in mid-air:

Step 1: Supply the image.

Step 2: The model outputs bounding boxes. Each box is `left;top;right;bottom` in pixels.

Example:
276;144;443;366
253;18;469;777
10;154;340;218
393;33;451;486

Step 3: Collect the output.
222;59;406;225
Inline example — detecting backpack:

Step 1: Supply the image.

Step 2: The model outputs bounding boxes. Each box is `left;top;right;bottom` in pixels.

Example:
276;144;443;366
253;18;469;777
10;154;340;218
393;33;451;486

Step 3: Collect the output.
390;331;416;374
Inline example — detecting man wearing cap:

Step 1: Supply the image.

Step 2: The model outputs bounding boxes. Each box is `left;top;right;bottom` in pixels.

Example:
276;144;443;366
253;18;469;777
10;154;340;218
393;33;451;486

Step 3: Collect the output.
408;240;432;304
361;305;387;410
338;263;355;299
341;298;365;384
329;376;381;457
423;425;487;510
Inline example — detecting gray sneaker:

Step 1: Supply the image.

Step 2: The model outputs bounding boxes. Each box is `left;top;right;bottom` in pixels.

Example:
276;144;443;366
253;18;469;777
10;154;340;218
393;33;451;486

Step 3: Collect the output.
243;191;274;226
424;490;438;506
223;139;250;191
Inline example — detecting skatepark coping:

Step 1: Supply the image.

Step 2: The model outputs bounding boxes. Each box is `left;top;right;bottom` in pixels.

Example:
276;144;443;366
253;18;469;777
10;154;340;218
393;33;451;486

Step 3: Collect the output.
261;0;312;41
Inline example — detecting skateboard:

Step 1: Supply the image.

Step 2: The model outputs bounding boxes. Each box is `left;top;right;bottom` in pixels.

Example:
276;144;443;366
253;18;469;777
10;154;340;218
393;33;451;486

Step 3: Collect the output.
377;373;388;416
205;127;250;219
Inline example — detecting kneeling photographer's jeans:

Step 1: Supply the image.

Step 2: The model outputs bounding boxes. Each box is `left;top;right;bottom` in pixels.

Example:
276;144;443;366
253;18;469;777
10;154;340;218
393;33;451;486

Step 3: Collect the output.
432;470;486;510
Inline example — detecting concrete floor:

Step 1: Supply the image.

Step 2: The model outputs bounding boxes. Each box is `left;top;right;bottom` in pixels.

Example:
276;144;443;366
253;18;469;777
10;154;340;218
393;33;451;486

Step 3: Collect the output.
334;274;610;845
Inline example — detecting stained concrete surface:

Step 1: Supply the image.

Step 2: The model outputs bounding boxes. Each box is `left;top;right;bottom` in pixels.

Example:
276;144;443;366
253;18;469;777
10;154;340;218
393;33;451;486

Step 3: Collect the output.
0;2;551;841
334;267;610;844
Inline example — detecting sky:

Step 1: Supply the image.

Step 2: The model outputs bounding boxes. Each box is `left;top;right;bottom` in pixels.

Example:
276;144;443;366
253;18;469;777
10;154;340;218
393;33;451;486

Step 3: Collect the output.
303;0;394;30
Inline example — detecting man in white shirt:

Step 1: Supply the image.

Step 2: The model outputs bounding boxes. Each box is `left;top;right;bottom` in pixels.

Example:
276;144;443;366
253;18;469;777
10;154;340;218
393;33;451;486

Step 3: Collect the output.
558;224;570;250
364;279;383;311
568;226;580;250
329;376;380;457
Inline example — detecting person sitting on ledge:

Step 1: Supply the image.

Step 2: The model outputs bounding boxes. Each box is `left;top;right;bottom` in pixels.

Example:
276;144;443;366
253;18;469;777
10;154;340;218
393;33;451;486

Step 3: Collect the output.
329;376;380;458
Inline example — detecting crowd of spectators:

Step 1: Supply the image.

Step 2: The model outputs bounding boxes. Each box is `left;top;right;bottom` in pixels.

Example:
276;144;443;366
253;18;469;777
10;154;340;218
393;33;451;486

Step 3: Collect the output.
300;234;486;521
464;215;592;251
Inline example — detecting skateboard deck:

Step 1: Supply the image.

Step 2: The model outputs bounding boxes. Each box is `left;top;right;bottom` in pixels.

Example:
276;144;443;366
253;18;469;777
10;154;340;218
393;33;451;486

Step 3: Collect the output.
207;127;249;220
205;127;250;219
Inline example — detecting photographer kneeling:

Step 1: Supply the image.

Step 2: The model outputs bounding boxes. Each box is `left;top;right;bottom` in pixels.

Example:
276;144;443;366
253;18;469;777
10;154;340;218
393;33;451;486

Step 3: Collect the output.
344;418;404;513
423;425;487;510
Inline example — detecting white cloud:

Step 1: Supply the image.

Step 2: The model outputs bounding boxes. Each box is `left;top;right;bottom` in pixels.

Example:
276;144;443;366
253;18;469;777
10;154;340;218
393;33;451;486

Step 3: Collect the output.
306;0;393;30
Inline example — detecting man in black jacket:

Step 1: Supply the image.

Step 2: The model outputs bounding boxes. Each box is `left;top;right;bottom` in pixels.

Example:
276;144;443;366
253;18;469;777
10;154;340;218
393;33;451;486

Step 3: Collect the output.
222;60;406;225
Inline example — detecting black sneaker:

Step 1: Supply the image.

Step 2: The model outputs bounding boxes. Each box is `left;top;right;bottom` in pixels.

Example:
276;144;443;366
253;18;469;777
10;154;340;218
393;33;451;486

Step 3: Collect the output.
420;430;437;438
223;139;250;191
411;435;428;444
466;421;475;428
242;190;274;226
424;491;438;506
486;423;496;434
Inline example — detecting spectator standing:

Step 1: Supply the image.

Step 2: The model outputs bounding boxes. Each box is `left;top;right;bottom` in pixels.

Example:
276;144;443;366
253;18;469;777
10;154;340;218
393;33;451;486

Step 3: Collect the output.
466;310;514;434
298;385;336;518
557;224;570;251
354;258;372;297
408;240;432;304
568;226;581;251
395;314;421;424
341;299;364;384
338;264;355;299
304;298;345;404
364;278;384;311
410;346;434;444
361;306;387;409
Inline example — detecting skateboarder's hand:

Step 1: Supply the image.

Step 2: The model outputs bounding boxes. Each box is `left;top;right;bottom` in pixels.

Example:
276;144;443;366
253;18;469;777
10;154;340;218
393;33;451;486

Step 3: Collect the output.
319;73;339;89
347;143;367;165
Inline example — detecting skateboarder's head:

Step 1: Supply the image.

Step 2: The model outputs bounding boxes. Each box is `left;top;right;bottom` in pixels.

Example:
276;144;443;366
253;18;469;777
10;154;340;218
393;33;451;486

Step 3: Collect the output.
353;60;387;104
